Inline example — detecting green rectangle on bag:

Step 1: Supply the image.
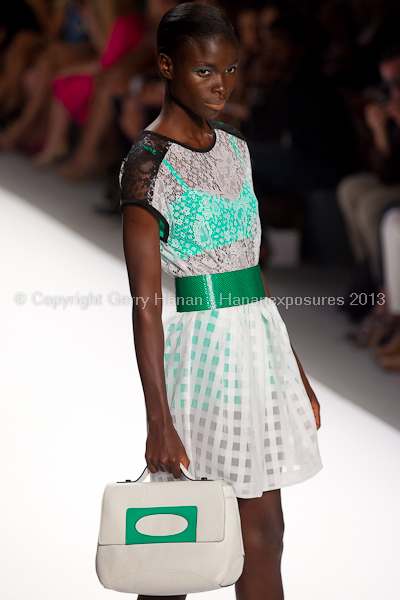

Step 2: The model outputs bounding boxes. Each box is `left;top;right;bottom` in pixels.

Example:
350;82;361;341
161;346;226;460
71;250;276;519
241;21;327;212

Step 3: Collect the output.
126;506;197;544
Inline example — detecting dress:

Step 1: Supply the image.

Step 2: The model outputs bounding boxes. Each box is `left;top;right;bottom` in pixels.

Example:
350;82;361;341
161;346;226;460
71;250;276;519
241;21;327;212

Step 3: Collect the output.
119;120;323;498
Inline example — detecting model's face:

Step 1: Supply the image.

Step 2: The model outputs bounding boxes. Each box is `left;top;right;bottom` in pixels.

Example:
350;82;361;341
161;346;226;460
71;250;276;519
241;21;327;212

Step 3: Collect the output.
159;35;238;118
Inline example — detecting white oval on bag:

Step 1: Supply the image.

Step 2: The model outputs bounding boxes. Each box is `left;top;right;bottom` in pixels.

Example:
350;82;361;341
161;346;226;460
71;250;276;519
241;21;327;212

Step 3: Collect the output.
135;514;189;536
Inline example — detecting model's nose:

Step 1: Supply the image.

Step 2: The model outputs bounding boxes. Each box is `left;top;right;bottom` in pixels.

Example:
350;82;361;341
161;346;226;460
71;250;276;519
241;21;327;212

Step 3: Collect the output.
212;74;229;95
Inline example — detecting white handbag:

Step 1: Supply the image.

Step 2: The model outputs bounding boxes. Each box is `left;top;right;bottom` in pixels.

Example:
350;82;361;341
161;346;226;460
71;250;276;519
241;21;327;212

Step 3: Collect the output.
95;462;245;595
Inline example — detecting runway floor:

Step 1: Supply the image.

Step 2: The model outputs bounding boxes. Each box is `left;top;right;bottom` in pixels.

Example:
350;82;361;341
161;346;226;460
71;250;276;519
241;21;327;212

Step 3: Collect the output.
1;183;400;599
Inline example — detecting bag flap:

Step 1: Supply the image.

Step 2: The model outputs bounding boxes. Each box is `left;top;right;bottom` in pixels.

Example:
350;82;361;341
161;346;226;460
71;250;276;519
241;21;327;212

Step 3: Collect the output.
98;479;226;545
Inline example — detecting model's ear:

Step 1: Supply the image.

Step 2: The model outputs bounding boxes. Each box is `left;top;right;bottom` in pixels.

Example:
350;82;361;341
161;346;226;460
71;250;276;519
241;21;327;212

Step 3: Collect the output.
158;53;173;80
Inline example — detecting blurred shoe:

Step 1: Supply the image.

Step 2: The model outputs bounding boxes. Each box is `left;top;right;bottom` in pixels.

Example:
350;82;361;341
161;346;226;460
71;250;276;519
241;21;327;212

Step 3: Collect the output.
366;314;396;348
374;321;400;357
340;261;378;320
346;312;391;347
346;310;377;343
377;353;400;372
32;144;68;168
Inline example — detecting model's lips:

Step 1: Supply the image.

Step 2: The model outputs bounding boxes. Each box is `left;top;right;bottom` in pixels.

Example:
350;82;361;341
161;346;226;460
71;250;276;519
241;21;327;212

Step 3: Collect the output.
205;101;226;111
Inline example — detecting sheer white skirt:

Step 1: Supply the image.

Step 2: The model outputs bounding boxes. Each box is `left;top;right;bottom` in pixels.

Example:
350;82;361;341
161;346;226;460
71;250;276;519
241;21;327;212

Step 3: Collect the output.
149;297;323;498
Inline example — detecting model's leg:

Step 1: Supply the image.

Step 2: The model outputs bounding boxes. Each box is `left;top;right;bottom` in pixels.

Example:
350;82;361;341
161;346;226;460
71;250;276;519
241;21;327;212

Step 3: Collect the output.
235;489;285;600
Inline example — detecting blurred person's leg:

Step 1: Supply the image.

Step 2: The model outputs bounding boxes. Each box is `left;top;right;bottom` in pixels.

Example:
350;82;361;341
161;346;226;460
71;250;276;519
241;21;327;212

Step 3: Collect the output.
32;99;70;167
0;41;95;150
58;66;130;181
375;207;400;367
381;207;400;315
337;173;400;319
356;184;400;283
336;172;381;266
0;51;52;149
0;30;43;117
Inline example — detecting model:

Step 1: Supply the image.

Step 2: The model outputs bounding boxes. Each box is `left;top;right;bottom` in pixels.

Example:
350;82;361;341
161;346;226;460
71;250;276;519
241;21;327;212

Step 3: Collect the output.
120;4;323;599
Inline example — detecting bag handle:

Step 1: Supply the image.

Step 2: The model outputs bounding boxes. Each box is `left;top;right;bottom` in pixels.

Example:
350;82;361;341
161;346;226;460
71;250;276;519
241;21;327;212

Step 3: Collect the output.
134;462;197;483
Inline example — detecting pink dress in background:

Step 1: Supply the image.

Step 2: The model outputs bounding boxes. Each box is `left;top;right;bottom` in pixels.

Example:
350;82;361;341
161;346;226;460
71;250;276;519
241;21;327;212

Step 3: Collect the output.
52;12;146;125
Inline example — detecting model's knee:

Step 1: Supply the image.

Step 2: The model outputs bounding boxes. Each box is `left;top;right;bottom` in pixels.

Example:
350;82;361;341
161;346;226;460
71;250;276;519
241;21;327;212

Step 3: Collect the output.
243;519;285;559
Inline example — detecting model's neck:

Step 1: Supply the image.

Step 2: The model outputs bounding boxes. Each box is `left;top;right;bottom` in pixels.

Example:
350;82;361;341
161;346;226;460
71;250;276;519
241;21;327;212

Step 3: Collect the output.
148;87;212;145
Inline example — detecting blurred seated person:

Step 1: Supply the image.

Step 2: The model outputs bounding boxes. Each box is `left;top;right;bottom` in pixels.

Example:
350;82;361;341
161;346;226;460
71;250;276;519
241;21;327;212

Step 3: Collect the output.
352;0;400;90
216;4;261;127
219;2;284;127
0;0;51;119
0;0;95;151
56;0;177;181
346;204;400;371
337;43;400;315
376;205;400;371
242;15;358;200
32;0;146;168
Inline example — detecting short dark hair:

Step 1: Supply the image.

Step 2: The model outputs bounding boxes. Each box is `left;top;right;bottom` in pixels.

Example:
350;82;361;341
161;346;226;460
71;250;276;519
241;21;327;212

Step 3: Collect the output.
156;2;237;61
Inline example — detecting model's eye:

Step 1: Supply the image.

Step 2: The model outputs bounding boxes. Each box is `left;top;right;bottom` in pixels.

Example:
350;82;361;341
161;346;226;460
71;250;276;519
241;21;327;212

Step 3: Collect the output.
196;69;211;76
227;66;237;74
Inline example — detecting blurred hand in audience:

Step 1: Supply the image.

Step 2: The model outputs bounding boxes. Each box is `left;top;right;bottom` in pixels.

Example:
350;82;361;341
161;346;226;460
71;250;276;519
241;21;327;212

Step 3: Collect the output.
364;102;388;132
386;99;400;126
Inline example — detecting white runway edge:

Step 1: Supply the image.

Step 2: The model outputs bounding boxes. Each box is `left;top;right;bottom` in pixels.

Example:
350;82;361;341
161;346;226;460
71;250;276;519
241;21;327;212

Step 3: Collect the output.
1;187;399;600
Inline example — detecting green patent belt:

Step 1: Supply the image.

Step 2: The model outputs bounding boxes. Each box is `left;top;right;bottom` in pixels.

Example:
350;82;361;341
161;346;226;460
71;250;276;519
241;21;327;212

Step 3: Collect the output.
174;264;266;312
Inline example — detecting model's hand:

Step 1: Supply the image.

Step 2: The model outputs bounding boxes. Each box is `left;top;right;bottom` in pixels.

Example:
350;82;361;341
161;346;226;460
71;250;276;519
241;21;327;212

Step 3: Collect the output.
308;392;321;430
145;420;190;479
290;343;321;430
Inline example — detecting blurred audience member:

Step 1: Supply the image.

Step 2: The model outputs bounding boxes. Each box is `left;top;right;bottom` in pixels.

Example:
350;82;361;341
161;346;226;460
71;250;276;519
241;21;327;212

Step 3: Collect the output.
0;0;51;119
352;0;400;88
218;4;260;127
346;204;400;370
317;0;358;86
58;0;177;182
0;0;94;152
337;43;400;317
243;15;357;199
376;206;400;370
33;0;146;168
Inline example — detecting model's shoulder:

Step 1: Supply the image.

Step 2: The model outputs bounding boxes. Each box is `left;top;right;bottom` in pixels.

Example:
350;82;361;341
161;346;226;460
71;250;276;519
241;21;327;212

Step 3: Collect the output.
123;130;172;169
209;119;247;142
120;131;172;201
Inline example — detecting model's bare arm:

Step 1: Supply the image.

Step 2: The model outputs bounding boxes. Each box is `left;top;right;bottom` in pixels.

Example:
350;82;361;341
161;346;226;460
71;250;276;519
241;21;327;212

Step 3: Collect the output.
260;269;321;429
260;270;271;298
122;204;190;477
290;346;321;429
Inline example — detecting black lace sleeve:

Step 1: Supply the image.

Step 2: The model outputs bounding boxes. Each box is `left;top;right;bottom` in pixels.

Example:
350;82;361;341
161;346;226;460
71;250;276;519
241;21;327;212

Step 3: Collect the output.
119;133;171;243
